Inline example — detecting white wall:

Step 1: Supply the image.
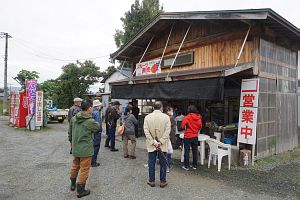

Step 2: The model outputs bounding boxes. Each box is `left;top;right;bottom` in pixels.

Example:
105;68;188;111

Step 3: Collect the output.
102;71;130;116
104;72;127;93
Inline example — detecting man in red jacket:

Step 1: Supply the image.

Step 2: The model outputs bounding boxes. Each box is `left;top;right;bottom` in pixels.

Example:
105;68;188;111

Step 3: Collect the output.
181;105;202;170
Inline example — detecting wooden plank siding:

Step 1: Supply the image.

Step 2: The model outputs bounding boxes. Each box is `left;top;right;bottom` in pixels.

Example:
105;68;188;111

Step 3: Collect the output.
136;39;254;74
130;21;255;75
257;39;298;158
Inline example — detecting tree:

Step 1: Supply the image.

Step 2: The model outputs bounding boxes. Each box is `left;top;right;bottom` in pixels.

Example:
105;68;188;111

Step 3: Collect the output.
40;79;61;105
13;69;40;90
53;60;102;108
114;0;163;48
100;66;116;80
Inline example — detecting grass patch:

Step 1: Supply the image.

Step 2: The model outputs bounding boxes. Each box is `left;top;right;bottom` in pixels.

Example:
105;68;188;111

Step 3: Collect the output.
254;147;300;171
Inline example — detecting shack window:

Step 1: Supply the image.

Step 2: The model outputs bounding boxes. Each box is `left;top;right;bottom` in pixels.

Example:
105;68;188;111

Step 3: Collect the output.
161;51;194;68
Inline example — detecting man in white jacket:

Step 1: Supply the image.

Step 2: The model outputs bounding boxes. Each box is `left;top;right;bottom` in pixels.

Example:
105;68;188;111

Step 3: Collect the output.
143;101;171;188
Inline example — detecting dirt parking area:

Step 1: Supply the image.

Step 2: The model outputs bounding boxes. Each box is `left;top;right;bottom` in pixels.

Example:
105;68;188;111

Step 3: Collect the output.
0;116;299;200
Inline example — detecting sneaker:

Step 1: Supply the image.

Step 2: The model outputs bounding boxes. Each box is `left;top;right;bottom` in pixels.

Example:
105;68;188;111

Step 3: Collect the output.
166;168;170;173
192;166;197;170
129;155;136;159
124;155;129;158
182;166;189;171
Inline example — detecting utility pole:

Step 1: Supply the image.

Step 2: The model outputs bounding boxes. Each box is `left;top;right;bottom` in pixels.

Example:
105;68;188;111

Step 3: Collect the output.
0;32;12;114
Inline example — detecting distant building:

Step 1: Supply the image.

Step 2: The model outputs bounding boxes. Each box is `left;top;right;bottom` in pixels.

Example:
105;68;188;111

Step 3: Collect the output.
100;68;131;115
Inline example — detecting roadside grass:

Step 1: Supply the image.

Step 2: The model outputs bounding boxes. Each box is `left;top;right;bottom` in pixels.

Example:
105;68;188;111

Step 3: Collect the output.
254;147;300;171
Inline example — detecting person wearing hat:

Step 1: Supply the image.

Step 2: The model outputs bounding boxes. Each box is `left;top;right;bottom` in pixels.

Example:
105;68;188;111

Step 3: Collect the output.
105;101;121;152
91;100;103;167
68;97;83;122
68;97;83;155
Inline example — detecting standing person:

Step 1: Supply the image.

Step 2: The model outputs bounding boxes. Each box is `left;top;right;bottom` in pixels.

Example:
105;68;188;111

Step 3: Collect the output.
123;105;138;159
68;100;99;198
68;98;83;122
131;101;140;138
181;105;202;171
144;101;170;188
175;110;185;149
68;97;83;154
166;107;176;172
91;100;103;167
105;101;121;151
104;102;113;136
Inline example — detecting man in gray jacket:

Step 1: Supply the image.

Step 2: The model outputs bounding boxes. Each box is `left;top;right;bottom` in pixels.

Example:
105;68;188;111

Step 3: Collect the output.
68;98;83;122
123;105;138;159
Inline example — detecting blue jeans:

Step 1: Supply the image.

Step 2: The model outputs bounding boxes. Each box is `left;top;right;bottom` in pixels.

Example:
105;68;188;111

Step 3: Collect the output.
92;132;101;164
167;153;172;166
107;128;116;148
148;151;167;182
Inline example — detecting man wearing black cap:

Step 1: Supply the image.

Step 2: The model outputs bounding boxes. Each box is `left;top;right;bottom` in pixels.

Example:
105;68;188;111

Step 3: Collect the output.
104;101;121;151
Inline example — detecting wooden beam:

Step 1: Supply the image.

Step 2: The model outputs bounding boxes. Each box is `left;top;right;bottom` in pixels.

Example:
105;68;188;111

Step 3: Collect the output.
224;62;254;76
130;45;144;49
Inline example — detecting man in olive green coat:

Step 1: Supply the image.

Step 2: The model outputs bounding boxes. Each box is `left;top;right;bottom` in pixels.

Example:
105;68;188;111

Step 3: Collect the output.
68;100;99;198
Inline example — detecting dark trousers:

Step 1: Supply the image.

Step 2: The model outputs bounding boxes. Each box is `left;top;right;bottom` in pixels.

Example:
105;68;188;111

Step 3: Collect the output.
105;124;109;135
148;151;167;182
184;138;198;168
106;127;116;148
92;133;101;165
134;124;139;137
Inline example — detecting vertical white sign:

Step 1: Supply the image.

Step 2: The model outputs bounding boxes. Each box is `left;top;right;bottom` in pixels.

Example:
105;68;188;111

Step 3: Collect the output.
238;79;259;145
35;91;43;127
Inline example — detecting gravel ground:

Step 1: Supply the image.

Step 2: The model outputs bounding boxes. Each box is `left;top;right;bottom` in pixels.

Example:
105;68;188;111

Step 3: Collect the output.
0;116;299;200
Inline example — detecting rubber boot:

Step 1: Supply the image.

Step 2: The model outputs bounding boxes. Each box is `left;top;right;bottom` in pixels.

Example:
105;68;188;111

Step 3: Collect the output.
70;178;76;191
77;183;90;198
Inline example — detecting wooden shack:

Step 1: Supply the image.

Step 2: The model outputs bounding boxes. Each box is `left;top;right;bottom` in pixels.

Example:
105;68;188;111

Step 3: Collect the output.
110;9;300;159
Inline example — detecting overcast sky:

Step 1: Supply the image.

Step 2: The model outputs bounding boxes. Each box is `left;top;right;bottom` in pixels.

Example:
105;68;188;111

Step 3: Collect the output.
0;0;299;91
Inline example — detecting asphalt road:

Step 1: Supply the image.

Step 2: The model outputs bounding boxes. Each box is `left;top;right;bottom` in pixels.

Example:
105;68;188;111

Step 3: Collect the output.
0;117;299;200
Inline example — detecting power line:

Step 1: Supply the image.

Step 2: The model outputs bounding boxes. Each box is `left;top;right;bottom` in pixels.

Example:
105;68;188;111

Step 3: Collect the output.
12;37;110;62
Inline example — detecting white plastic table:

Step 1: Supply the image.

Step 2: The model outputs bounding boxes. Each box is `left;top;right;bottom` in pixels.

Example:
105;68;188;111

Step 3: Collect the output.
180;134;210;165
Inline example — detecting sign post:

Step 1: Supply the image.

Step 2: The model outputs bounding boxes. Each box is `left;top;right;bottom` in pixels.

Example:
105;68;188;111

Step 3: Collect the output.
26;80;38;130
35;91;43;128
237;78;259;166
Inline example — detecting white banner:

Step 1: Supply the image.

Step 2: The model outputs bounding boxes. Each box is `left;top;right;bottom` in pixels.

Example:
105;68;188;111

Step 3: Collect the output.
136;59;161;76
35;91;43;127
238;78;259;145
238;107;258;144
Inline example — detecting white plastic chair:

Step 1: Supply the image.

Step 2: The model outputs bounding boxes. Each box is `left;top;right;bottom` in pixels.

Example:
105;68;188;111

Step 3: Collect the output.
207;138;231;172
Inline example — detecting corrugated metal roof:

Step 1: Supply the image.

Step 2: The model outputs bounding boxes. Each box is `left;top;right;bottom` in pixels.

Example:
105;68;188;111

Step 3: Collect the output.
111;8;300;61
